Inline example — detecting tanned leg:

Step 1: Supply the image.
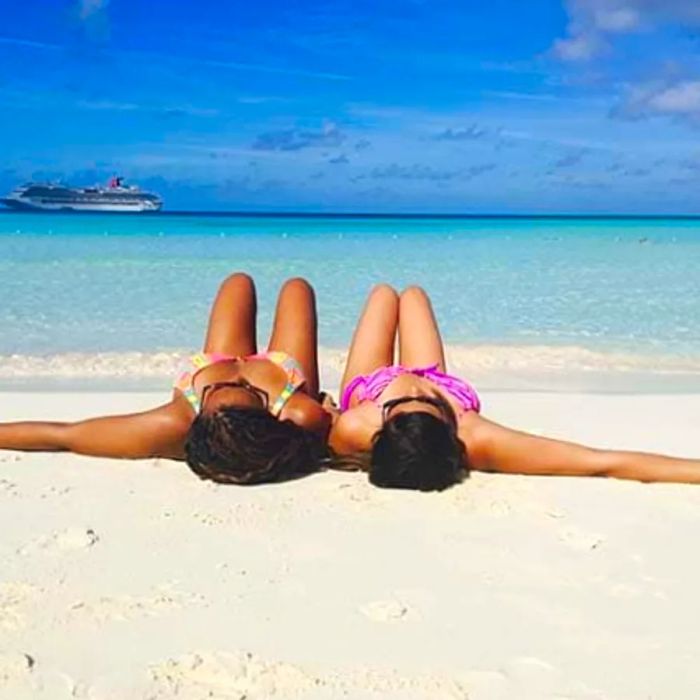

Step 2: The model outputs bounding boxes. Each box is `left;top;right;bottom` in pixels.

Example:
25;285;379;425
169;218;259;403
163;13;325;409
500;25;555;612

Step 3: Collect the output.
203;272;257;356
267;278;321;398
398;285;446;371
340;284;399;396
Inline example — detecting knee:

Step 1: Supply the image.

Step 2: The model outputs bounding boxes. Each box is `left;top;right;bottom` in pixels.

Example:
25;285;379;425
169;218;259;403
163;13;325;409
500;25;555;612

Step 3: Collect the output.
368;283;399;304
400;285;429;303
280;277;314;298
219;272;255;294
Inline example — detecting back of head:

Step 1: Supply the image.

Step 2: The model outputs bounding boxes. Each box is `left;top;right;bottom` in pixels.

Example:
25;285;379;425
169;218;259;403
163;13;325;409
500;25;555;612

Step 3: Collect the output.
369;412;467;491
185;406;323;485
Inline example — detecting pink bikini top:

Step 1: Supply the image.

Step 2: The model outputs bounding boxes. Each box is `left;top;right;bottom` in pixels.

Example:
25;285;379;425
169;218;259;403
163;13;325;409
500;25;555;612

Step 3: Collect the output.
340;364;481;414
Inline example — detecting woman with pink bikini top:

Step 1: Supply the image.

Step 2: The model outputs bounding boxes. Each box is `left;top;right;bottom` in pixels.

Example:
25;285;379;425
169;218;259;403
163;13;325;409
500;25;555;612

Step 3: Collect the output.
329;284;700;491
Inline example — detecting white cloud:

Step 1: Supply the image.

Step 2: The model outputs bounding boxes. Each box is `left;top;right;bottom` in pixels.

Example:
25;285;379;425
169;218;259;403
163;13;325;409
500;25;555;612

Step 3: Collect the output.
553;32;603;61
554;0;700;61
649;81;700;113
75;0;110;41
594;7;642;31
76;99;220;117
78;0;109;21
616;80;700;121
0;36;60;51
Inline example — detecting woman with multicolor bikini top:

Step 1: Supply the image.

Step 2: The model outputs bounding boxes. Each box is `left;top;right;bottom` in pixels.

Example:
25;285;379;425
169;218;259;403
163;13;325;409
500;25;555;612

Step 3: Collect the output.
0;273;331;485
329;284;700;490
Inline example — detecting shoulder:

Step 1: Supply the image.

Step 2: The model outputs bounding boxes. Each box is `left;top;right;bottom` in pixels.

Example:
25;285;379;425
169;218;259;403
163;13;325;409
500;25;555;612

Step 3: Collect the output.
281;395;331;438
148;401;194;442
329;406;379;455
456;413;502;469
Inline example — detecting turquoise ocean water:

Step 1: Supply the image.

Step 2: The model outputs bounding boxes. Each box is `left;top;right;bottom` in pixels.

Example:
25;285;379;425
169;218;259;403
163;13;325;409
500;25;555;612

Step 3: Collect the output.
2;212;700;390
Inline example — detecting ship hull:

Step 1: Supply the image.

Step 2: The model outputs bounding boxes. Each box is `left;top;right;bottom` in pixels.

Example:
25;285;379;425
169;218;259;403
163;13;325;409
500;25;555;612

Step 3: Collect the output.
2;197;161;213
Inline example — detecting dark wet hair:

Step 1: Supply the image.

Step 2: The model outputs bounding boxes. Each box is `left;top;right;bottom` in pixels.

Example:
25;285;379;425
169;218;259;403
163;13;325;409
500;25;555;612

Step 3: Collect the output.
185;407;324;485
369;412;468;491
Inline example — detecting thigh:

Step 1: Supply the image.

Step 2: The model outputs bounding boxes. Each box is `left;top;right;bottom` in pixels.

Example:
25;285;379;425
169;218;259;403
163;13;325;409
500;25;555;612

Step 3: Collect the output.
398;286;446;371
341;284;399;394
203;273;257;356
267;278;320;398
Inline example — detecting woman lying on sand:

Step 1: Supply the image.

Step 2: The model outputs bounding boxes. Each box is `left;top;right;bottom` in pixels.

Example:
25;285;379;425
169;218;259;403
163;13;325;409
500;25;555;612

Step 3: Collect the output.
329;284;700;490
0;273;330;484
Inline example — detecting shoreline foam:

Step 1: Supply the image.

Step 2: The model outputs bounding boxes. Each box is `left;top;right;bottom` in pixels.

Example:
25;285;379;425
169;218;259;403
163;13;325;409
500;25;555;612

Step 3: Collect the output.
3;344;700;393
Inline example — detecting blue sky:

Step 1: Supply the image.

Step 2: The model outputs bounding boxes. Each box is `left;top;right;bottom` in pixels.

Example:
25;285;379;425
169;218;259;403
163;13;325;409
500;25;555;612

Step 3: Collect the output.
2;0;700;212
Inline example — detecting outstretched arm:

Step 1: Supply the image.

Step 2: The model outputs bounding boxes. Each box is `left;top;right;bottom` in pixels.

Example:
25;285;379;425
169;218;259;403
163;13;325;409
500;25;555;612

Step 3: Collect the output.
464;416;700;484
0;403;187;460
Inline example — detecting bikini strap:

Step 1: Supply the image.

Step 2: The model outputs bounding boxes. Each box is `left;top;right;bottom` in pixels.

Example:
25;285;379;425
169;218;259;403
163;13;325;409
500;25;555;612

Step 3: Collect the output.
340;374;367;412
262;352;307;417
174;352;236;414
175;351;306;417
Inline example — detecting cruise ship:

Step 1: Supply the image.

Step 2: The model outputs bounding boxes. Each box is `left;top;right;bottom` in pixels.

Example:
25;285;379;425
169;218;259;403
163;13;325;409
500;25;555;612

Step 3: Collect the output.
1;177;163;213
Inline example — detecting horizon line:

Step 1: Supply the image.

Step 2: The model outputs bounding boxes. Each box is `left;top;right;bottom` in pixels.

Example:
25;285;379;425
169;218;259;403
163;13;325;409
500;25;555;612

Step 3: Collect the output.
3;209;700;220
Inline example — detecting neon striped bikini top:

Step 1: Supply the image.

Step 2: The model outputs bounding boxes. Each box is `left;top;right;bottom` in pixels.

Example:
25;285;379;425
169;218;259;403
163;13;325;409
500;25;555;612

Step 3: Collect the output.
174;351;306;416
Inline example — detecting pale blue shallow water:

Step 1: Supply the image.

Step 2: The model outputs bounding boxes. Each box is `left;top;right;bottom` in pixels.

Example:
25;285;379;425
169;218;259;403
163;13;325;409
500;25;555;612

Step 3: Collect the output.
1;212;700;360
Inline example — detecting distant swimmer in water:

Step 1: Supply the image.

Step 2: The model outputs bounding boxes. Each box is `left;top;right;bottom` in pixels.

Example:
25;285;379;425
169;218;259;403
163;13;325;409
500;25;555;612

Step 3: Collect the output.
0;274;331;484
329;284;700;491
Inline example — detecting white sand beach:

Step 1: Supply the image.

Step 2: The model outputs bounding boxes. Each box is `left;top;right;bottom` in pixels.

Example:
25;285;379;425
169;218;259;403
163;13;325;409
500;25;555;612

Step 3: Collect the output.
2;390;700;699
